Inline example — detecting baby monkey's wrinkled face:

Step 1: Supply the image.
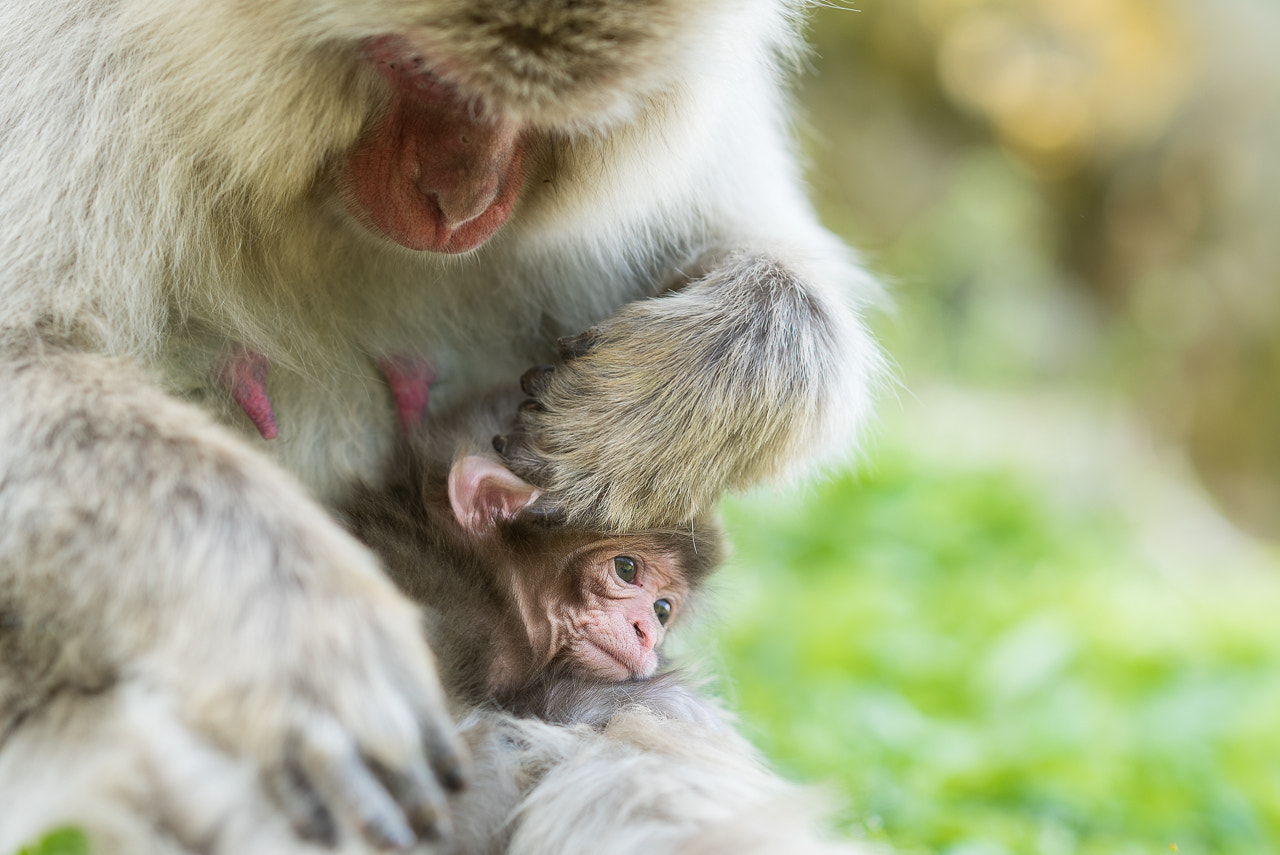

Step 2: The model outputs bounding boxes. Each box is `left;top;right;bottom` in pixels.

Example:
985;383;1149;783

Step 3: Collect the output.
448;456;718;689
553;540;690;681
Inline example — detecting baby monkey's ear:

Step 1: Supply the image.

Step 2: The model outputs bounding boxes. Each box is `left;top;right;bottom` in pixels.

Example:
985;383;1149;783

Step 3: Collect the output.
448;455;542;534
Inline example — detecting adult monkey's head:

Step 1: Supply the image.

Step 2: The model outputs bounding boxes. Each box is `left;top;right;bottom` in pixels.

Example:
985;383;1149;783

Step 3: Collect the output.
338;0;726;253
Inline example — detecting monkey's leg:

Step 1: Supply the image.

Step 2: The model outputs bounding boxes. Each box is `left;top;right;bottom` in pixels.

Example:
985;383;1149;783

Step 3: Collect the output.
0;684;375;855
0;337;465;854
499;251;883;531
450;708;875;855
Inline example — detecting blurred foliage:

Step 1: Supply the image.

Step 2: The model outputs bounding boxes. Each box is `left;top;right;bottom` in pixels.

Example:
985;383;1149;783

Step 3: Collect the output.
797;0;1280;537
708;441;1280;855
12;830;88;855
698;2;1280;852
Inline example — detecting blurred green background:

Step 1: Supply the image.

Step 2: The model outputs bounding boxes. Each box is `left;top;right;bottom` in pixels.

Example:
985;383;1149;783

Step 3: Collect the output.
698;1;1280;853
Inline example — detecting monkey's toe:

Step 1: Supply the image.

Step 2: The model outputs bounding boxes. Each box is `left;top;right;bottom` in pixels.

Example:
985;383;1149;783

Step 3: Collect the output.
286;721;420;852
493;433;548;484
520;364;556;396
557;328;600;360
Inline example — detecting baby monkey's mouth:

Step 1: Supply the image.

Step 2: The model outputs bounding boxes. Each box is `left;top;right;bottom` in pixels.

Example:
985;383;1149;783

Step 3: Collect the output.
570;637;660;686
573;637;653;682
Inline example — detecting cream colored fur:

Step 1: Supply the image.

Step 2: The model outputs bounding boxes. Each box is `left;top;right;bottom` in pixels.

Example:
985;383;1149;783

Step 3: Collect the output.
1;689;879;855
0;0;880;508
0;0;884;851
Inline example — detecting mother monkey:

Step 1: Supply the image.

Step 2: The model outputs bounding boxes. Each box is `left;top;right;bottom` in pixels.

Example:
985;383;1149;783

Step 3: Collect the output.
0;0;882;851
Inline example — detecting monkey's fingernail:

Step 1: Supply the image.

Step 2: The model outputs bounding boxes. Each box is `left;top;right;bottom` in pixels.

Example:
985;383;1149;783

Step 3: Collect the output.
525;503;566;525
361;806;417;852
492;435;508;454
519;398;544;413
440;760;467;793
272;762;339;846
557;329;599;360
419;818;448;843
520;364;555;396
296;808;338;847
425;731;471;793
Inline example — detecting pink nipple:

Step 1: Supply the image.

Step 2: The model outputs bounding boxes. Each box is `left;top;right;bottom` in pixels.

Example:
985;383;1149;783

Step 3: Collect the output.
215;349;278;440
378;354;435;436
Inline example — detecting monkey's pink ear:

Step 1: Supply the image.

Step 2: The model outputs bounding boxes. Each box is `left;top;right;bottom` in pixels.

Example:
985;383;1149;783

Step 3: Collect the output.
448;456;542;534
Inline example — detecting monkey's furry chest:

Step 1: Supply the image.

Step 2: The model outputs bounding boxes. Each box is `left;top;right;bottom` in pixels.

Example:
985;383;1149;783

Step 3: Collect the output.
155;265;626;500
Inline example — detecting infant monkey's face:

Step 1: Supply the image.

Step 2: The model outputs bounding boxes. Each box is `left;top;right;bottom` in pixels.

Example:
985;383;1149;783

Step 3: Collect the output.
449;454;719;687
552;539;691;681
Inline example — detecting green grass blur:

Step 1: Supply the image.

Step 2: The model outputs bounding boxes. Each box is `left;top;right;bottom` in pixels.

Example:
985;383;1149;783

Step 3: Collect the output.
704;4;1280;851
12;830;88;855
706;437;1280;855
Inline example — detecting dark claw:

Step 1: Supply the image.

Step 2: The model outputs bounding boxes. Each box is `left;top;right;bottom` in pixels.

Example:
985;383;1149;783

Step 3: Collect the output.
520;364;556;397
274;760;339;847
417;816;448;844
363;808;417;853
557;328;600;360
436;755;468;794
493;434;545;486
370;756;452;843
496;434;532;465
298;742;417;853
437;762;468;793
421;720;470;795
523;502;566;526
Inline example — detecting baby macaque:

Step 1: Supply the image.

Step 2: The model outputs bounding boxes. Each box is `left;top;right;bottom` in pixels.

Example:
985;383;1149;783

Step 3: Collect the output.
344;443;723;708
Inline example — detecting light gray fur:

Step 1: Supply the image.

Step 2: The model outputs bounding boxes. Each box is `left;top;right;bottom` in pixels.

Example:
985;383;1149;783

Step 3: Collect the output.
1;686;879;855
0;0;882;516
0;333;463;848
0;0;885;851
448;705;880;855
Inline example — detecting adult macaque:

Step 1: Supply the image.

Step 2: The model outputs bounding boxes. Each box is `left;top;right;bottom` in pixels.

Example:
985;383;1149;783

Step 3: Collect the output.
345;449;723;707
0;0;883;850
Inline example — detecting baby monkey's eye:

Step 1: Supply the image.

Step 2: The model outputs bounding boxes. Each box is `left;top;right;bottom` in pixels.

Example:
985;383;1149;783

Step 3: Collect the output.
653;599;672;626
613;556;638;584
